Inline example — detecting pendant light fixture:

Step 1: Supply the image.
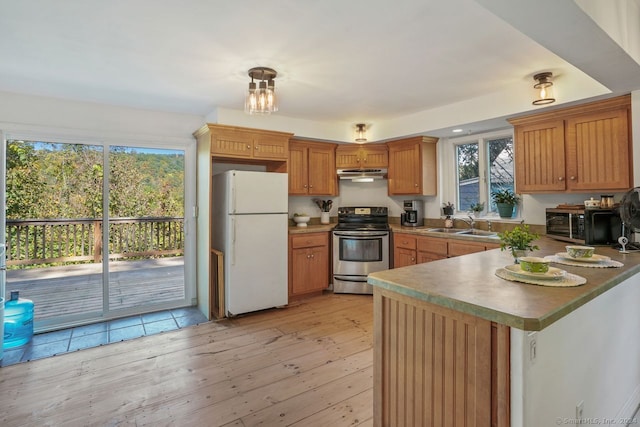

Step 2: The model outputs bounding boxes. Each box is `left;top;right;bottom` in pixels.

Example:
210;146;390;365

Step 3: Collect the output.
355;123;367;142
532;72;555;105
245;67;278;114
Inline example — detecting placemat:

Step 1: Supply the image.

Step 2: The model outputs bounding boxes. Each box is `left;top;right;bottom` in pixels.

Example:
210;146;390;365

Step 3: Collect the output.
495;267;587;287
544;255;623;268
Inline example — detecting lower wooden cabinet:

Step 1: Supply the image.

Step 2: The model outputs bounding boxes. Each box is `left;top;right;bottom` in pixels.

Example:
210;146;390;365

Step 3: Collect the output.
393;232;499;267
374;287;510;426
393;233;417;268
289;232;330;299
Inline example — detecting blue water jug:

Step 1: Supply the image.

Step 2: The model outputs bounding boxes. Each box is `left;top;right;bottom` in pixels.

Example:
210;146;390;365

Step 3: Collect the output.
3;290;34;349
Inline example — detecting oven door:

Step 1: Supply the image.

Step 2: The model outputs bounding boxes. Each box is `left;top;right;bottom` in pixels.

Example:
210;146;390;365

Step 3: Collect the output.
332;230;389;277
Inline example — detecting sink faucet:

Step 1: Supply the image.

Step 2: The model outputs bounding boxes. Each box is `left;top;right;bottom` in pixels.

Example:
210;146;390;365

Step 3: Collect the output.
459;215;476;230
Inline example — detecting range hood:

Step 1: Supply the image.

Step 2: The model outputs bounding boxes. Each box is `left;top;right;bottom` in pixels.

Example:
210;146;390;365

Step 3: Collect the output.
337;168;388;182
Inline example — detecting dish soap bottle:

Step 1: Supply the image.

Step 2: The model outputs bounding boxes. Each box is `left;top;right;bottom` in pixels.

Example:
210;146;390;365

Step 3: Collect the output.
3;290;34;349
444;215;454;229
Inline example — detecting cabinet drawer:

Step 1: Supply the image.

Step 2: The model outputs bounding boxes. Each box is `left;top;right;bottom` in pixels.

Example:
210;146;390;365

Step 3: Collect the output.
417;236;447;256
291;233;328;249
394;233;417;250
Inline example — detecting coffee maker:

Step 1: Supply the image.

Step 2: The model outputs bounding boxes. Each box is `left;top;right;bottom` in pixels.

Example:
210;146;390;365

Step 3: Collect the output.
401;200;423;227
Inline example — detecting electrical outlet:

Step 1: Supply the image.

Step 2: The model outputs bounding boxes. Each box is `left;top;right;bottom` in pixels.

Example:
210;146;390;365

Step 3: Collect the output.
576;400;584;425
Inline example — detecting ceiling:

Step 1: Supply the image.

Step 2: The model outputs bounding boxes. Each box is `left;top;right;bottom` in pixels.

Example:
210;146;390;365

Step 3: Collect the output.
0;0;639;139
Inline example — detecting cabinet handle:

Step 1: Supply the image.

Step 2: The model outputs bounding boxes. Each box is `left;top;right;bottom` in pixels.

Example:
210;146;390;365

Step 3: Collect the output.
306;254;311;259
246;145;251;149
309;184;313;188
558;177;564;181
310;254;315;258
255;145;259;150
411;257;415;261
304;184;308;188
414;183;418;187
570;176;576;180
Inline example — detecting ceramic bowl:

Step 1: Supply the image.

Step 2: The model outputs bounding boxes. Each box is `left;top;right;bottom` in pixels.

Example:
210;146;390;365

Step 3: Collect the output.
566;245;595;258
519;256;550;273
293;215;310;227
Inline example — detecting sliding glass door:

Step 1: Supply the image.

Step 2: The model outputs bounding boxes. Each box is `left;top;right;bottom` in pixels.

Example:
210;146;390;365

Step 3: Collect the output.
4;138;187;331
107;146;185;313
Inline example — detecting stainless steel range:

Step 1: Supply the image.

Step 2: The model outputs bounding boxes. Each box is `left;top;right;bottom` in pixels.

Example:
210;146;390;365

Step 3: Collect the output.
332;206;390;294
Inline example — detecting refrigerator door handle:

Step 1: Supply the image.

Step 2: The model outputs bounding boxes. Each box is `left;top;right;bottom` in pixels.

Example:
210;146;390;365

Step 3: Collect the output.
231;215;236;265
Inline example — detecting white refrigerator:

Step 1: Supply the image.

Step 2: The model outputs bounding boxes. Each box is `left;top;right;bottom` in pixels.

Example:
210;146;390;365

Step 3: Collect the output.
212;170;289;316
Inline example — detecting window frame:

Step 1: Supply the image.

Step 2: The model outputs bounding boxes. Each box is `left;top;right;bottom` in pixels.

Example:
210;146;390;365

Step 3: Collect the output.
450;129;516;218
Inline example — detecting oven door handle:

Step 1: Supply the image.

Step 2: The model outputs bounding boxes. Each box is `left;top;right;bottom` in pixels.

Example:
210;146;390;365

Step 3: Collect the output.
333;232;389;238
333;275;369;283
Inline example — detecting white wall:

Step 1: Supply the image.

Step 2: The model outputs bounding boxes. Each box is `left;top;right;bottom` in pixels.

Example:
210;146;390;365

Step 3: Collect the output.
510;273;640;427
288;179;432;221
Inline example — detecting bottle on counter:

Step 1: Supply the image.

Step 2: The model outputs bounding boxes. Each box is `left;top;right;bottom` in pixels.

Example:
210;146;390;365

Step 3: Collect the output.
3;290;34;349
444;215;454;229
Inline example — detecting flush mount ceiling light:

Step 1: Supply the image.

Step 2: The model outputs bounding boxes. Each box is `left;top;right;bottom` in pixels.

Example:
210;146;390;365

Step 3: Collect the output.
244;67;278;115
355;123;367;142
532;72;556;105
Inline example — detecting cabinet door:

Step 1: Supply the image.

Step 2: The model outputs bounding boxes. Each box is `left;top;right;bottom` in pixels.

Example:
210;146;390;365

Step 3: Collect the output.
309;246;329;291
335;145;362;168
288;143;309;195
417;251;446;264
394;247;417;268
361;145;389;168
290;248;316;296
565;108;630;191
388;141;422;195
211;130;254;158
514;120;566;193
417;236;449;261
308;145;337;195
253;134;289;160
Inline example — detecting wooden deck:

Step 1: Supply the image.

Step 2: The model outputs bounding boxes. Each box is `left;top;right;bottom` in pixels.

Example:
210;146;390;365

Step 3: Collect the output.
0;292;374;426
5;257;185;320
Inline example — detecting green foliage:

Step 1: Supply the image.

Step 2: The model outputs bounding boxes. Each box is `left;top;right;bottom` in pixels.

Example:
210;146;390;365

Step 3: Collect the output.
498;225;539;252
491;188;519;205
6;141;184;220
469;202;484;212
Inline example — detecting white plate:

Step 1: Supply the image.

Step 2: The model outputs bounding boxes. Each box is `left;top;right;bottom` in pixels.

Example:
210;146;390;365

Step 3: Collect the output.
556;252;611;263
505;264;565;280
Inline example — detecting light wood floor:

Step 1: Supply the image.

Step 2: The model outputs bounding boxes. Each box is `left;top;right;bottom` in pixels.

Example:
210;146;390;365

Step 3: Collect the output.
0;292;374;426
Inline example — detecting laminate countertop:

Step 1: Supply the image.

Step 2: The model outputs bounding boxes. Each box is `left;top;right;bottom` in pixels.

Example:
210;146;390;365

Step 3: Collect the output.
368;237;640;331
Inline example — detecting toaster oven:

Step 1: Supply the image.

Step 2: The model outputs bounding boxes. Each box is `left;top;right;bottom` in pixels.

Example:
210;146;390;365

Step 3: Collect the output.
545;208;622;246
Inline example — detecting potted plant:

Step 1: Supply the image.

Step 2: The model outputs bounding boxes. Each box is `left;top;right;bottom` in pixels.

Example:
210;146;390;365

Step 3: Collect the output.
491;189;520;218
442;202;454;216
497;224;539;263
469;202;484;217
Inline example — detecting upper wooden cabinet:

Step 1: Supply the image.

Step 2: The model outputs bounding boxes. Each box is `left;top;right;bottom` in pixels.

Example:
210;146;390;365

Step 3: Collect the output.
387;136;438;196
335;143;388;169
288;139;338;196
509;95;632;193
194;123;292;162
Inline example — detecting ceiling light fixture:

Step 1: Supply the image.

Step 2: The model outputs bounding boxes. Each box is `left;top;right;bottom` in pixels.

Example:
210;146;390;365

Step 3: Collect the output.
532;72;555;105
245;67;278;115
355;123;367;142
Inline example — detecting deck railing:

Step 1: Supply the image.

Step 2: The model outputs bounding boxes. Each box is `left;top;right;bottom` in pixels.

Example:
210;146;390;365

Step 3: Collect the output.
6;217;184;267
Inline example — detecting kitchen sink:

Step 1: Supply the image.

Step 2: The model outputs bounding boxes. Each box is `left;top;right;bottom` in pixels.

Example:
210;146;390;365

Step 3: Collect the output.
455;229;498;237
426;228;468;233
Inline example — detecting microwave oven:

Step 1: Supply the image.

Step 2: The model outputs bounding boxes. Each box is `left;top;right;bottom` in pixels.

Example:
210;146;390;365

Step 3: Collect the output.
545;208;623;246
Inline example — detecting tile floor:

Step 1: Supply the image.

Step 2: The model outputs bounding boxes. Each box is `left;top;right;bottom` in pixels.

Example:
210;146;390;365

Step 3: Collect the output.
0;306;208;367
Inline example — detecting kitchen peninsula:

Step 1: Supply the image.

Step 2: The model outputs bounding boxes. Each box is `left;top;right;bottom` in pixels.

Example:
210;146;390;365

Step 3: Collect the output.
368;237;640;427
